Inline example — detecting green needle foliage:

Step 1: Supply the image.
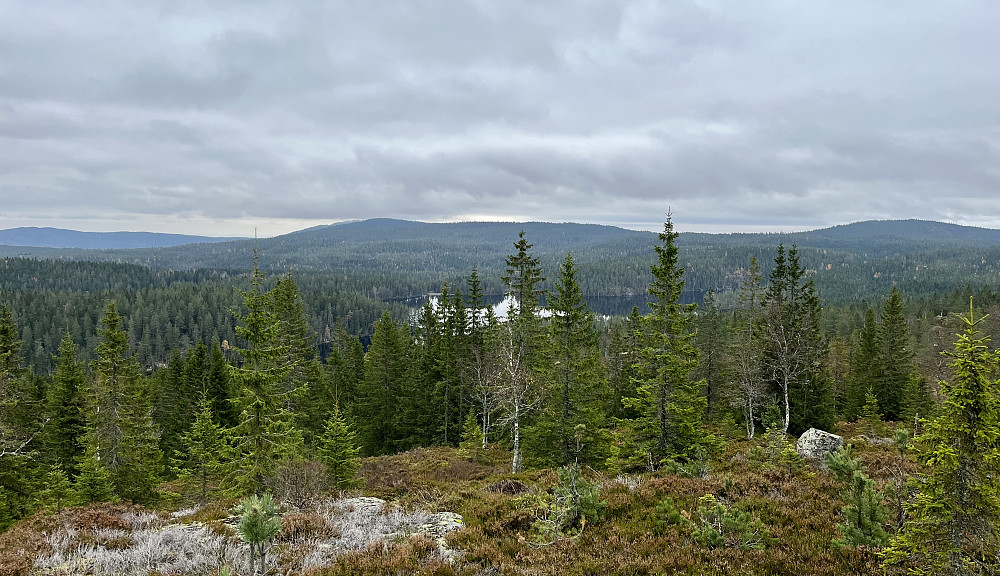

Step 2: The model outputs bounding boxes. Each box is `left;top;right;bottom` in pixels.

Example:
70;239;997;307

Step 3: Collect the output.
883;300;1000;575
235;493;281;576
627;215;705;465
173;393;225;505
317;404;361;490
223;254;303;497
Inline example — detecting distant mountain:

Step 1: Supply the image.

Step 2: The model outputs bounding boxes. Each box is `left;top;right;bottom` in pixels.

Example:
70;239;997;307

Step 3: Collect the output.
0;227;244;249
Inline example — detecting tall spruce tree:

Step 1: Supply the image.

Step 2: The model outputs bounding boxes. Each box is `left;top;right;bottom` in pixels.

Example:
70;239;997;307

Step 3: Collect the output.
761;245;833;434
628;215;705;463
46;333;87;478
848;307;882;421
270;273;322;440
883;301;1000;575
531;252;606;466
694;290;728;421
496;231;547;473
88;302;162;504
0;305;45;529
222;256;302;496
878;286;914;421
356;311;409;455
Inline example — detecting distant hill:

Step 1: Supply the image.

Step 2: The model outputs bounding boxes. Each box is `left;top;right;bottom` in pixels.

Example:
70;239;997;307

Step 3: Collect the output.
0;227;244;249
3;218;1000;303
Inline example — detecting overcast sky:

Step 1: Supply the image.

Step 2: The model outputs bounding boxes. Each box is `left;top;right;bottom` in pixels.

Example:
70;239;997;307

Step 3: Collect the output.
2;1;999;237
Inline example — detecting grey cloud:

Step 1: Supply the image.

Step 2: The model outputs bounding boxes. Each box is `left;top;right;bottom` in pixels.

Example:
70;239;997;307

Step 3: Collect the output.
1;1;999;235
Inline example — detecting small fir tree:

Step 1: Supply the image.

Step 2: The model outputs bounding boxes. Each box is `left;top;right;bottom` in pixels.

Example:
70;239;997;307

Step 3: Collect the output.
883;301;1000;575
173;393;225;505
317;405;361;490
74;443;113;504
39;464;75;513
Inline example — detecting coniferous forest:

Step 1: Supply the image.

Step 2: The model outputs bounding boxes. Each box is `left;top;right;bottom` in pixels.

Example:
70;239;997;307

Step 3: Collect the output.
2;218;1000;575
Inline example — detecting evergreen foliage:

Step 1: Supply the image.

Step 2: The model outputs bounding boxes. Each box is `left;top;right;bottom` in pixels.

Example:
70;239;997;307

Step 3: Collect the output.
45;333;87;478
235;493;282;576
88;302;162;504
627;215;706;464
883;301;1000;575
826;446;889;548
531;253;606;467
317;405;362;490
761;245;833;434
222;256;303;497
173;393;225;505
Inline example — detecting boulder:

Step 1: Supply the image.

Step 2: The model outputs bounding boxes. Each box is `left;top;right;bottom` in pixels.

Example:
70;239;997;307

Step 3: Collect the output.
795;428;843;460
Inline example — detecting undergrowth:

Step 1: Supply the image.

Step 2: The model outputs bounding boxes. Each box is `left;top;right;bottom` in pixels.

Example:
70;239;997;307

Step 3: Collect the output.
1;426;912;576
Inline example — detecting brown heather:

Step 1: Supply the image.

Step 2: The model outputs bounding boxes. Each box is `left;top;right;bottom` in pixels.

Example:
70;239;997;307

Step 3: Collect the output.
2;427;908;575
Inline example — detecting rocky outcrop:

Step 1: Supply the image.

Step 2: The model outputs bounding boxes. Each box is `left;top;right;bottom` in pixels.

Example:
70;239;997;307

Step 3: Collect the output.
795;428;843;460
416;512;465;563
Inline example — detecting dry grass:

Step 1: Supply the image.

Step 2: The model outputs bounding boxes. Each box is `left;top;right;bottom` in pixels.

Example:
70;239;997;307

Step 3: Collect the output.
4;427;917;575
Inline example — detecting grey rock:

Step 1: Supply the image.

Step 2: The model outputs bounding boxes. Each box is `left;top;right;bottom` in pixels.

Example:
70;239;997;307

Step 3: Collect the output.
795;428;843;460
416;512;465;563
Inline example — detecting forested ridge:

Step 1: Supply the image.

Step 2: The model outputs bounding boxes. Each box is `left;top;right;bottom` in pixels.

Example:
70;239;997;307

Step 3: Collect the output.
1;218;1000;575
6;218;1000;304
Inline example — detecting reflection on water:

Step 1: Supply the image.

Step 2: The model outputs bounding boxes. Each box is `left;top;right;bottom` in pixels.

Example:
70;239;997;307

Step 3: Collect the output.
395;290;709;319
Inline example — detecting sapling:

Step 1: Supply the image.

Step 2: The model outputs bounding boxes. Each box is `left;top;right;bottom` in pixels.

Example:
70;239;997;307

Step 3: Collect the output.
235;493;281;576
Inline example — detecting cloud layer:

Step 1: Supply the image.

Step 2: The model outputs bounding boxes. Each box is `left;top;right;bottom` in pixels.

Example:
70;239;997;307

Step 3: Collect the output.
2;1;998;235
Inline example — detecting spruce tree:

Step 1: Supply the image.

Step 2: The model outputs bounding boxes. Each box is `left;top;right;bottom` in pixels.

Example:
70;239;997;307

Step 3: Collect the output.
222;256;303;496
46;332;87;478
761;245;832;434
318;405;361;490
74;443;113;504
848;307;882;421
270;273;321;440
531;252;605;466
88;302;162;503
39;464;75;514
496;231;547;473
878;286;915;421
173;393;224;505
694;290;728;421
355;311;409;455
629;215;705;463
883;301;1000;574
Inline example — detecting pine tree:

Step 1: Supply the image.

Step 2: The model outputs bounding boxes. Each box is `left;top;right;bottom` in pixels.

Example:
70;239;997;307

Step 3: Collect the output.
883;301;1000;575
46;332;87;478
826;446;889;548
173;393;224;505
318;405;361;490
222;256;303;496
629;215;706;463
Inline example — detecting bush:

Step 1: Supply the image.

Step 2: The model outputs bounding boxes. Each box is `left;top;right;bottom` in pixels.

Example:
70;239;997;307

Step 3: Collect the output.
266;460;327;508
654;494;774;550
